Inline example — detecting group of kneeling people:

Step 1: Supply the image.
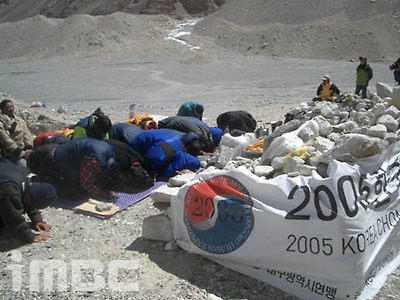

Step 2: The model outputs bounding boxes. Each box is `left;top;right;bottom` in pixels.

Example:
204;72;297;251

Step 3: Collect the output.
0;99;258;243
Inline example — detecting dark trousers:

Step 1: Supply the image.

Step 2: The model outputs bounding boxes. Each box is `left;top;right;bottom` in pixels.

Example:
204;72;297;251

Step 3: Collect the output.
355;85;367;98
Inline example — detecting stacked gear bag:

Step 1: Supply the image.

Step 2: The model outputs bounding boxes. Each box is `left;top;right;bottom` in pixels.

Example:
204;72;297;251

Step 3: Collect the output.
126;113;158;130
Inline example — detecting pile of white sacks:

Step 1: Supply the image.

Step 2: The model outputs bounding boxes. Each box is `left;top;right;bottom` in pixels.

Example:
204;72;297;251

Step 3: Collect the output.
220;82;400;179
142;82;400;243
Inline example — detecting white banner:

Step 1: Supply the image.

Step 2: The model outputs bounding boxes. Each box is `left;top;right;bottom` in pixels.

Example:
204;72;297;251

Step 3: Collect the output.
171;141;400;300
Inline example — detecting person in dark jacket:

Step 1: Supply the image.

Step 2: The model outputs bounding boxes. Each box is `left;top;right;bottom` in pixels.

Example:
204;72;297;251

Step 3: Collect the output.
216;110;257;133
389;57;400;86
72;108;111;140
0;158;57;243
52;138;121;200
27;143;62;186
130;130;200;180
108;122;144;145
355;56;373;98
160;128;202;157
158;116;217;153
104;139;154;192
177;101;204;120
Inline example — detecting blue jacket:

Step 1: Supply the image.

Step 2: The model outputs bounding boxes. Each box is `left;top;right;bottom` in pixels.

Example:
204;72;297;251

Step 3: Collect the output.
53;138;116;181
130;130;200;179
109;123;143;145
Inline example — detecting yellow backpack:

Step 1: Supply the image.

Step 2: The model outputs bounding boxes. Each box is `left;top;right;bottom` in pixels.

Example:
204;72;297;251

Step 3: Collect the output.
125;113;158;130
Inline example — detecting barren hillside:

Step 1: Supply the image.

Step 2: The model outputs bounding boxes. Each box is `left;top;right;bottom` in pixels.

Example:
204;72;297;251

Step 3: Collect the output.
190;0;400;61
0;0;398;63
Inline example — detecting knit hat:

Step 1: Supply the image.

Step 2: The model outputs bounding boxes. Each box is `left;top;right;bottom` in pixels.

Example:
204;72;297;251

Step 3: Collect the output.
28;182;57;209
322;75;330;81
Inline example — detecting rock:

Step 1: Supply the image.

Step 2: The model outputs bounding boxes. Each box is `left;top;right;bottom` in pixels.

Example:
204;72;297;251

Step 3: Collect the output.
377;114;398;132
142;214;174;242
271;156;285;171
57;106;67;114
283;156;305;174
385;105;400;119
150;184;179;203
367;124;387;138
372;103;386;118
168;172;196;187
321;133;388;164
260;134;304;165
95;203;113;212
298;165;316;176
263;119;302;149
391;86;400;110
313;115;332;137
312;136;334;153
254;165;274;177
376;82;393;99
30;101;43;108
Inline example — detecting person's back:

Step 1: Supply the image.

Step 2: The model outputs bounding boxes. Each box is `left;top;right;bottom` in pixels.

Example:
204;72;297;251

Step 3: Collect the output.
216;110;257;133
109;123;144;145
0;158;56;243
73;108;111;140
177;101;204;120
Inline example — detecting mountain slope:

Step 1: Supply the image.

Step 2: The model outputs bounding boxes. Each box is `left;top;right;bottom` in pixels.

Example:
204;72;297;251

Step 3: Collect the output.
191;0;400;61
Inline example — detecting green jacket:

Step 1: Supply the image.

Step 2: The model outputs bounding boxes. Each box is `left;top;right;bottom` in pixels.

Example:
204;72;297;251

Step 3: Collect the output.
356;63;373;86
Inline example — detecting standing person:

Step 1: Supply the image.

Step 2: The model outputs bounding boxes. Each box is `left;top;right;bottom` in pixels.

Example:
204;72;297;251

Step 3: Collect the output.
177;101;204;120
315;75;341;101
0;99;34;166
0;158;57;243
355;56;373;99
389;57;400;86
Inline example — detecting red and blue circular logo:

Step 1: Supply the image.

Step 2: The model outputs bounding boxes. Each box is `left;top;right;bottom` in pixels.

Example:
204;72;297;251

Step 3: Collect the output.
184;175;254;254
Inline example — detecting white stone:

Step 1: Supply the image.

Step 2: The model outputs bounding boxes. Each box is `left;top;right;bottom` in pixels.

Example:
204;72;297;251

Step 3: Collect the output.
312;136;334;153
254;165;274;177
142;214;174;242
391;86;400;110
168;172;196;187
376;82;393;99
377;114;398;132
150;184;179;203
385;105;400;119
367;124;387;139
372;103;386;118
313;115;332;136
298;165;316;176
297;126;315;142
260;134;304;165
271;156;285;171
283;156;305;174
308;153;321;166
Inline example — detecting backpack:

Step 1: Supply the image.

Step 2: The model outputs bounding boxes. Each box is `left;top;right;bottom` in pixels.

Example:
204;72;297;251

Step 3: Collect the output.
126;113;158;130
